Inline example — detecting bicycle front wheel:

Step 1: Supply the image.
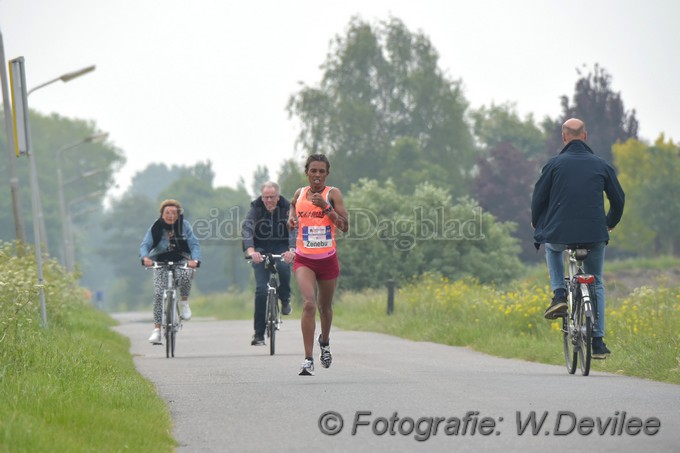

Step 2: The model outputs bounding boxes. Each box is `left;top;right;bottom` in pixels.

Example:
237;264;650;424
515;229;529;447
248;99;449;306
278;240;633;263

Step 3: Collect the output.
165;290;175;359
267;292;277;356
562;313;577;374
578;306;593;376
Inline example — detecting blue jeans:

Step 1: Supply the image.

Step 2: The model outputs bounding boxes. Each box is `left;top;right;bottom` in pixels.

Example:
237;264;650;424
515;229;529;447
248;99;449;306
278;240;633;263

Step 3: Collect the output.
252;260;291;336
545;242;606;338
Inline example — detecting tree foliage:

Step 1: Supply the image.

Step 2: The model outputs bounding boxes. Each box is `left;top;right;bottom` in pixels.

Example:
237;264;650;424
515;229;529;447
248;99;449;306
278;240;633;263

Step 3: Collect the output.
250;165;270;197
0;110;124;262
339;179;522;291
611;136;680;256
470;103;546;159
127;163;184;199
286;16;475;196
100;192;157;307
472;142;539;262
544;64;638;163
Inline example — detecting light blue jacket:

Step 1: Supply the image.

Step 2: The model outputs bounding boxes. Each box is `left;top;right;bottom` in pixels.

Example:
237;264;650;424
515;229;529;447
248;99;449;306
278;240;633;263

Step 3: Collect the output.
139;218;202;261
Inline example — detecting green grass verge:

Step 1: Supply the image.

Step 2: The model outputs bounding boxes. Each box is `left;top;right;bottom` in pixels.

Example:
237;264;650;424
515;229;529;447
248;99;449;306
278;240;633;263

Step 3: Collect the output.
0;242;176;452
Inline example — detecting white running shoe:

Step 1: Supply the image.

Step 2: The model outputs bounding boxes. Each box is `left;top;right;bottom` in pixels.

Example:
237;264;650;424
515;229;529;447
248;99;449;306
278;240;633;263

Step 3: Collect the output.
180;301;192;320
299;358;315;376
148;328;161;344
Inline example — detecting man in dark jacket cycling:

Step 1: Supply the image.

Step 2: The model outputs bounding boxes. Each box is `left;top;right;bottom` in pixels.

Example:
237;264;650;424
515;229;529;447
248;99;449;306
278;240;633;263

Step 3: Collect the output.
531;118;625;359
242;181;296;346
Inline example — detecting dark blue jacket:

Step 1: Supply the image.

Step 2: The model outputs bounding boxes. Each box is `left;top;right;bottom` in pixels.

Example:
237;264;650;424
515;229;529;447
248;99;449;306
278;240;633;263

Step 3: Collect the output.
531;140;625;248
242;196;295;254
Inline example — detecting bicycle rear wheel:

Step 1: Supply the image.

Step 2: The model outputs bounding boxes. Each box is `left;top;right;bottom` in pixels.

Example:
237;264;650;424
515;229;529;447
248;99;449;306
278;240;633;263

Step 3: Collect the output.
562;313;577;374
267;292;277;356
165;291;175;359
578;306;593;376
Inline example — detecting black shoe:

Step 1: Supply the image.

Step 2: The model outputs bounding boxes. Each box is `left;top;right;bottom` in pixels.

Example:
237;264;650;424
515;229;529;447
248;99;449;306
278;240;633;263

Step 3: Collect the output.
251;334;265;346
281;300;292;316
544;294;567;319
592;337;611;359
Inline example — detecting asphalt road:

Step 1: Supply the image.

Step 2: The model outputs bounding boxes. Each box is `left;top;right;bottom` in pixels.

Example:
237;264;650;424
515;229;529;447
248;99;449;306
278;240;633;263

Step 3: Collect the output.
111;312;680;453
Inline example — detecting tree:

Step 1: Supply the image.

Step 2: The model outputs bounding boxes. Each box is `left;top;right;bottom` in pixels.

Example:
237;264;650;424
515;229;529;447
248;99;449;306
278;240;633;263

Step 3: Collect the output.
544;64;638;163
0;110;124;263
611;136;680;256
250;165;270;197
277;158;307;201
470;103;546;159
128;163;184;199
339;179;522;290
287;16;475;196
100;192;157;308
473;142;539;262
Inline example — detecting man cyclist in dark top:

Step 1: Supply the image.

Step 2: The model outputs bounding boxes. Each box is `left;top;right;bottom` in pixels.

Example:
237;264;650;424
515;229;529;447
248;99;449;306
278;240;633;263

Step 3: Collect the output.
531;118;625;359
242;181;296;346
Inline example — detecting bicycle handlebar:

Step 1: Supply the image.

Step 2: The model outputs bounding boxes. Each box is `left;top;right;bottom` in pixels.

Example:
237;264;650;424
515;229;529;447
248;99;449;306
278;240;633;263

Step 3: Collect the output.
145;261;191;270
245;253;288;273
245;253;284;261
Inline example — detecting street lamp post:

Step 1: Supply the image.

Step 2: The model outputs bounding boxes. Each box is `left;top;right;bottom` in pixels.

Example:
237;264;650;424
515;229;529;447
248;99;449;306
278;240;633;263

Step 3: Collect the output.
56;132;108;272
27;64;97;257
61;169;105;271
9;59;97;328
66;190;105;272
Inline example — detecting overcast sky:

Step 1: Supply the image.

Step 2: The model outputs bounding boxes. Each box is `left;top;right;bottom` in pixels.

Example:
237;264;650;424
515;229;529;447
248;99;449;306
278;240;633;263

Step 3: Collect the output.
1;0;678;198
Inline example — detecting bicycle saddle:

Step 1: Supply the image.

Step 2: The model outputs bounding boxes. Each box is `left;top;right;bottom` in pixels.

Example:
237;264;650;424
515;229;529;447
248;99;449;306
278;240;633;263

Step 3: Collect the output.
566;244;594;261
574;249;589;261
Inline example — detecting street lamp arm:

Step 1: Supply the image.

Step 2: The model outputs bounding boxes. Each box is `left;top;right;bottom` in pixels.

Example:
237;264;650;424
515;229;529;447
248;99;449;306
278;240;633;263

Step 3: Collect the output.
68;190;105;210
60;65;95;82
63;168;106;186
27;64;96;96
56;132;108;160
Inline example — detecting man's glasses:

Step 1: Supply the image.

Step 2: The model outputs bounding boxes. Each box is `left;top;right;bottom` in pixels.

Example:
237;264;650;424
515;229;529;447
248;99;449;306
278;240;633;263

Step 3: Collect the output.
262;196;278;200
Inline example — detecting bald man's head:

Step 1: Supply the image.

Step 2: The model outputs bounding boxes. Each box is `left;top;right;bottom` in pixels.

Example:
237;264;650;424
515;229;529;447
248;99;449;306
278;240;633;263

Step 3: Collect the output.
562;118;587;143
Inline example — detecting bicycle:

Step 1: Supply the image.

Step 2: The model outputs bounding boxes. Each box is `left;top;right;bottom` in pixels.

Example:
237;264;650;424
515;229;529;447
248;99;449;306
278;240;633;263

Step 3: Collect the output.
149;261;189;358
246;253;284;356
561;247;597;376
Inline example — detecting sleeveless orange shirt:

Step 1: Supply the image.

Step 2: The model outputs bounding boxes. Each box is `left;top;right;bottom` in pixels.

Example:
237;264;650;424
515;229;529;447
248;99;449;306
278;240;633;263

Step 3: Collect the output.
295;186;336;255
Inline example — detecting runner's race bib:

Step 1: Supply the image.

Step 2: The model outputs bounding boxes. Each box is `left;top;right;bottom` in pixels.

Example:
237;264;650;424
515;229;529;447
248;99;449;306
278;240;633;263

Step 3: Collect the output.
303;225;332;248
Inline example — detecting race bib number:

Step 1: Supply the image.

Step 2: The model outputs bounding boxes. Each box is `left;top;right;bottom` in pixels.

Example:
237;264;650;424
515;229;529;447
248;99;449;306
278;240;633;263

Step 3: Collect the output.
302;225;332;248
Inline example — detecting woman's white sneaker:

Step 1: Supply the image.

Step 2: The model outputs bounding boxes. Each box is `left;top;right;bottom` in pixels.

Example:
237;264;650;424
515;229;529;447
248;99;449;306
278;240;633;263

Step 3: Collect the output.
180;301;192;320
148;328;161;344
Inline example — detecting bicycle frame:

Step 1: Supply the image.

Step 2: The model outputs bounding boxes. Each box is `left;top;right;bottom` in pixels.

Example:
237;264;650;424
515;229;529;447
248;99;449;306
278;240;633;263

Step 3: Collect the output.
154;261;188;358
562;248;595;376
263;254;283;355
246;253;284;355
